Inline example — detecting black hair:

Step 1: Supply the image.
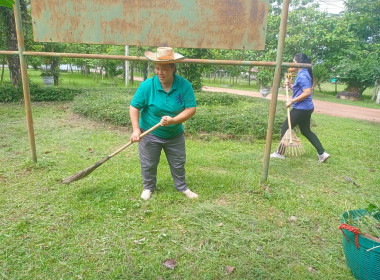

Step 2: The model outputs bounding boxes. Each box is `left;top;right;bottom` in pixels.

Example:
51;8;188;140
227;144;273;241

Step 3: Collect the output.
294;53;313;84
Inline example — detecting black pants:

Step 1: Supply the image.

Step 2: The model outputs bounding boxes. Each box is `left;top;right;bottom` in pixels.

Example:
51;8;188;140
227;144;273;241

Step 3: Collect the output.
278;108;325;155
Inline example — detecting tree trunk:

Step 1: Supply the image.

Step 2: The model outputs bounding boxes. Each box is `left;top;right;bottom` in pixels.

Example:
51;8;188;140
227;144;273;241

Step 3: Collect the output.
130;62;134;85
345;86;363;94
50;57;60;86
143;61;148;81
93;62;98;81
4;7;22;87
1;56;5;82
372;80;378;100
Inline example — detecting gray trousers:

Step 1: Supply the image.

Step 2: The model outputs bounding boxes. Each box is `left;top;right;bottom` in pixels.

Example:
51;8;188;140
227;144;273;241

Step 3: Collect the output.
138;132;188;192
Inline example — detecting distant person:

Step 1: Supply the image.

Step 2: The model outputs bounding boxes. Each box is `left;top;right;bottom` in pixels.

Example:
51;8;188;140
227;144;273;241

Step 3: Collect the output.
129;47;198;200
271;53;330;162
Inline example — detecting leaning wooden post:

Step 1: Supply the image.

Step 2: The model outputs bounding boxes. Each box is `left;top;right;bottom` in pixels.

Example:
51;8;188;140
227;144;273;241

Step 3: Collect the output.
14;0;37;162
261;0;290;183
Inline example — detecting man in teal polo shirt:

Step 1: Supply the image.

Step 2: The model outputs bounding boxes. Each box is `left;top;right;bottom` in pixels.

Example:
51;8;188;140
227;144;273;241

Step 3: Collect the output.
129;47;198;200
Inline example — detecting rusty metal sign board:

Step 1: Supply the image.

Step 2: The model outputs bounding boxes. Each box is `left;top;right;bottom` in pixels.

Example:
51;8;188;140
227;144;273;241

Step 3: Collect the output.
30;0;269;50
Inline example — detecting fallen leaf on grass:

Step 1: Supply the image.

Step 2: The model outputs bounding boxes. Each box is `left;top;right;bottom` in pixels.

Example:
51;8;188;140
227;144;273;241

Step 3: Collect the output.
162;259;177;269
263;185;271;193
199;239;208;248
307;266;317;273
225;265;235;274
288;216;297;222
133;237;146;244
217;222;224;227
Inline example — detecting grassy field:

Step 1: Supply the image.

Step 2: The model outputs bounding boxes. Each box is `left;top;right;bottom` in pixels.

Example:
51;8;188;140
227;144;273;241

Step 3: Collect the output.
1;68;139;89
1;94;379;279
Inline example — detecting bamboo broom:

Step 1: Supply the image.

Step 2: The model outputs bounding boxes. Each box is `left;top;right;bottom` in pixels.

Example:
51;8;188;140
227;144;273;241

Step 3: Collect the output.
278;74;305;157
61;122;161;184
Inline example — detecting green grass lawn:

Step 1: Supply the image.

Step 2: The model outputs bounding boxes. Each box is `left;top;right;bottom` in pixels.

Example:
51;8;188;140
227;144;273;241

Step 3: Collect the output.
1;99;379;279
1;68;141;89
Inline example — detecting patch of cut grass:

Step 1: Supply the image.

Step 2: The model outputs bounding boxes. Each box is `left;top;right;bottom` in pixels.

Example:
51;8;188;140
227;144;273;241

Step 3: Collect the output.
1;99;379;279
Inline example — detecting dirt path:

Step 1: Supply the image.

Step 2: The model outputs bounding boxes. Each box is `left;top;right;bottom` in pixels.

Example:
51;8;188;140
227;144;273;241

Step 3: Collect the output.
202;86;380;124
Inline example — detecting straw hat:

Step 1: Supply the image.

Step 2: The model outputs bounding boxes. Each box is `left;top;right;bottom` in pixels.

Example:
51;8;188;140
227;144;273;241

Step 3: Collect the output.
144;47;185;63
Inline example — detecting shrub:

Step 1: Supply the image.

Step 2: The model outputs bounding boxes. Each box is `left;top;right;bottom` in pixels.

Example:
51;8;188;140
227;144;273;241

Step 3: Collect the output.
312;64;329;92
29;84;83;102
0;83;83;103
72;89;287;140
72;88;136;126
186;92;286;140
0;83;23;102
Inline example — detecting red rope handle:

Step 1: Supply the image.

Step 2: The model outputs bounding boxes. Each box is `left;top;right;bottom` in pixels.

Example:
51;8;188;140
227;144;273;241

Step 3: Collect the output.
339;223;361;249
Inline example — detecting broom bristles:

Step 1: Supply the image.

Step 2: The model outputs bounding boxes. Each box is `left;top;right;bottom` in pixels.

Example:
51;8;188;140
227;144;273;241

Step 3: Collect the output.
279;129;305;157
61;122;162;184
61;156;110;184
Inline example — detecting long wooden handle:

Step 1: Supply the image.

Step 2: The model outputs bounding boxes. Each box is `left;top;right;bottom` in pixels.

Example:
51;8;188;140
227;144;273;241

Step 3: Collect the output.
109;122;161;157
285;77;293;143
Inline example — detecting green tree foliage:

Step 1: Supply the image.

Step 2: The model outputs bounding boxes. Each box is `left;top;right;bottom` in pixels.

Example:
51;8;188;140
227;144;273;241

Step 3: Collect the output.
270;0;379;96
1;0;379;97
335;51;380;94
40;43;66;85
329;0;380;94
0;0;14;8
257;67;274;88
177;48;211;91
312;64;329;91
102;45;124;78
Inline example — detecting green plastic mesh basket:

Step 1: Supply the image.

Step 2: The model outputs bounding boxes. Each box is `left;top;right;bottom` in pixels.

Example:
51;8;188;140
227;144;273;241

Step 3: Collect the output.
340;209;380;280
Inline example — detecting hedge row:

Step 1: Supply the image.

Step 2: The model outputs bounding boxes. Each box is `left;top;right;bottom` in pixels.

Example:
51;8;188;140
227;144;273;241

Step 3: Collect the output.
1;83;286;140
0;83;84;103
72;89;287;140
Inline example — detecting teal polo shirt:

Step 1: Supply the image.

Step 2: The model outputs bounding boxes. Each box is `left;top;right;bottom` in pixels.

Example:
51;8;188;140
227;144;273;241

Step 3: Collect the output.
130;74;197;139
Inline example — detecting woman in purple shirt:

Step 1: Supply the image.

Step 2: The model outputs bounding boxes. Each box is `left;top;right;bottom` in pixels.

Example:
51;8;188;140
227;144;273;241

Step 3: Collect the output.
271;53;330;162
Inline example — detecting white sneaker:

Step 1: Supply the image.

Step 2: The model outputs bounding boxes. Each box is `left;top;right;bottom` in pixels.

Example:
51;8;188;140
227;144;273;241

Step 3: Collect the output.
270;152;285;159
140;189;152;200
318;152;330;163
183;189;198;199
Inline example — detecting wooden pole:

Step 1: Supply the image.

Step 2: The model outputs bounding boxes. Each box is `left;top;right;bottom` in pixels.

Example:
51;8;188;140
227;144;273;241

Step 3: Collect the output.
125;45;129;87
261;0;290;183
14;0;37;162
